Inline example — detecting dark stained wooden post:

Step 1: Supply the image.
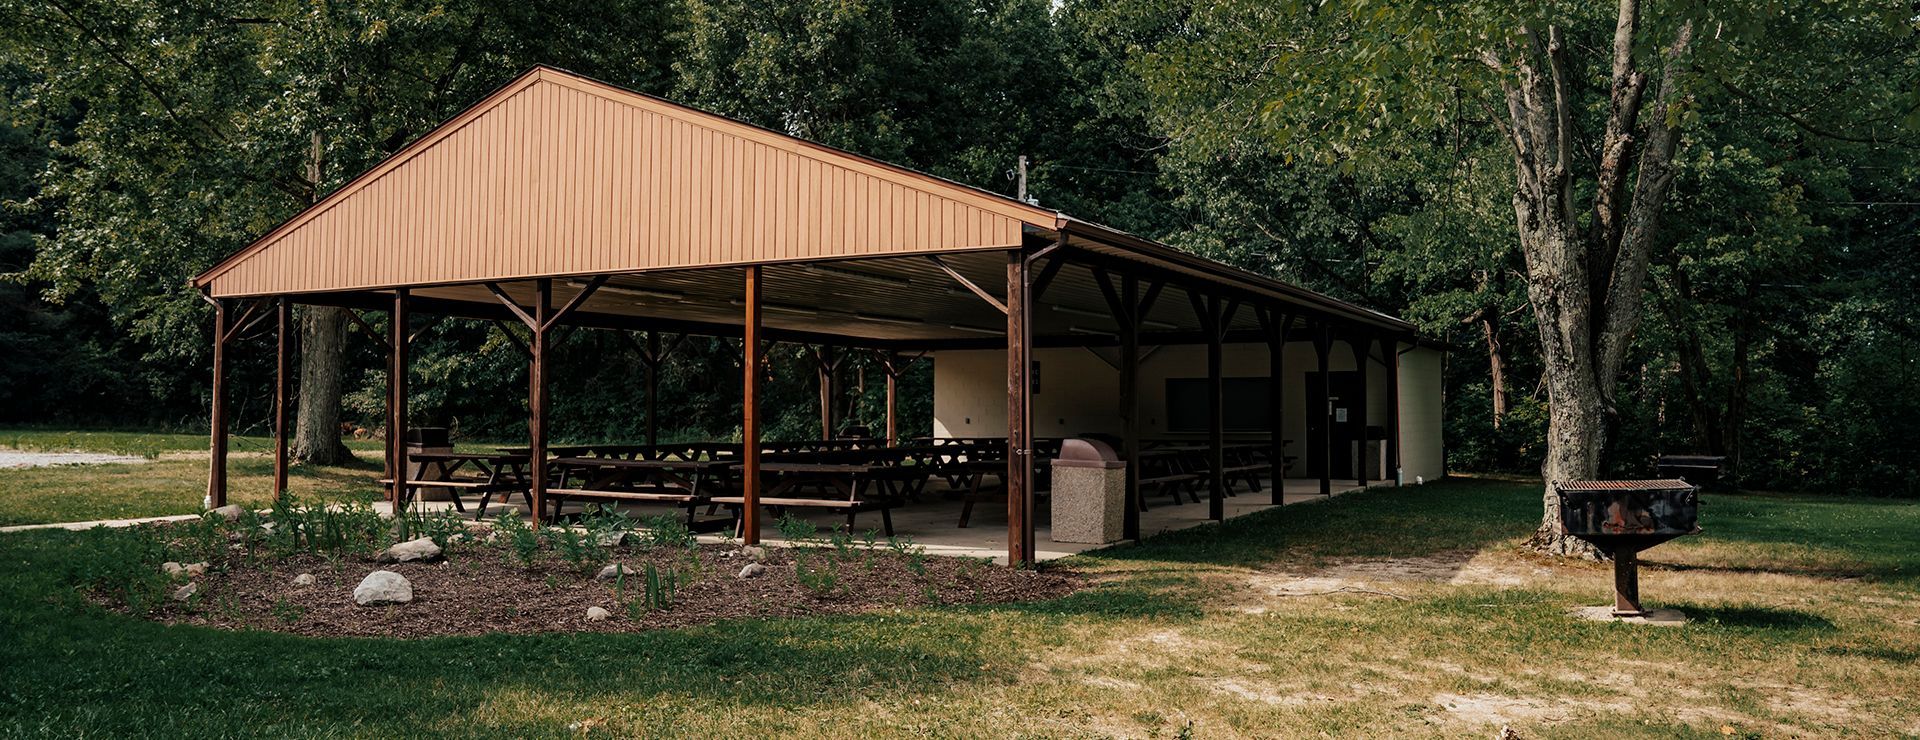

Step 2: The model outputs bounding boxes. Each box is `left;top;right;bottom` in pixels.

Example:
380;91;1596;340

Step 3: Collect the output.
390;289;410;509
273;298;292;502
1259;307;1290;506
1349;332;1369;488
1313;322;1333;497
1204;295;1226;521
883;352;899;446
1118;274;1142;541
1005;250;1034;565
816;345;837;438
644;331;660;447
207;299;232;510
528;280;550;524
742;266;764;544
1384;334;1402;485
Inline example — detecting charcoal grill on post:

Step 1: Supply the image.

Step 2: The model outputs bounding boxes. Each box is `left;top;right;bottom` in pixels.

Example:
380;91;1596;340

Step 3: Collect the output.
1555;479;1700;617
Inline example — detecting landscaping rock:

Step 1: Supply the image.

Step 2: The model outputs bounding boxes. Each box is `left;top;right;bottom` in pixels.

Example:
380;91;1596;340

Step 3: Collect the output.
172;582;197;602
353;571;413;606
740;545;767;561
208;504;247;521
595;564;628;581
162;561;185;578
291;573;316;587
182;561;209;577
377;537;443;563
737;562;767;579
585;606;612;622
595;531;632;547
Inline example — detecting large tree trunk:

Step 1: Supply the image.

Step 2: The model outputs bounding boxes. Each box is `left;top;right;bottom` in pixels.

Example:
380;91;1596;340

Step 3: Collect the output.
292;306;353;464
1489;4;1693;559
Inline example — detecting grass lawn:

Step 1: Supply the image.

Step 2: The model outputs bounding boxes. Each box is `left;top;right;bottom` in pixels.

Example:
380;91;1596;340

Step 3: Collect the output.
0;428;385;526
2;477;1917;737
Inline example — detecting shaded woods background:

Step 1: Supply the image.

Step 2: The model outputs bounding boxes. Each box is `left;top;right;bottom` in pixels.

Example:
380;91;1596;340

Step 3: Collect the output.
1;0;1914;494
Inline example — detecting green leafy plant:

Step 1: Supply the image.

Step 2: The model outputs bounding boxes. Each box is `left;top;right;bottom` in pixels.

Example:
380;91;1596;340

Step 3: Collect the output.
774;513;817;544
546;525;609;575
642;563;677;610
493;512;542;568
794;554;839;597
639;514;695;550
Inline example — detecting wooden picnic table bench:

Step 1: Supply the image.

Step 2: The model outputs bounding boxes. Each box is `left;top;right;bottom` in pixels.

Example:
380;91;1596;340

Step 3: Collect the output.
708;461;909;535
546;456;737;528
381;451;532;519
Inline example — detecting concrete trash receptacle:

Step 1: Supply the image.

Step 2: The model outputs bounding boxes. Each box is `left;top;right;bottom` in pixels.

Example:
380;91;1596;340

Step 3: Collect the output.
1050;437;1126;544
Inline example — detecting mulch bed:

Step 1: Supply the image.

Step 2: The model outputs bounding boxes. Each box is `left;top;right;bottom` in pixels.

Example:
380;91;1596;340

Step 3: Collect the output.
139;540;1082;638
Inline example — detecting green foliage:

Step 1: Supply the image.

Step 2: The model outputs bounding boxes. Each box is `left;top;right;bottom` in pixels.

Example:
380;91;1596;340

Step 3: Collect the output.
639;514;695;550
492;512;542;569
774;513;818;544
793;553;840;597
545;525;609;575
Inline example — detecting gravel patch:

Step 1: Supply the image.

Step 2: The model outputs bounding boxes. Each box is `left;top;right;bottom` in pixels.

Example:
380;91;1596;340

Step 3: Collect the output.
0;450;151;469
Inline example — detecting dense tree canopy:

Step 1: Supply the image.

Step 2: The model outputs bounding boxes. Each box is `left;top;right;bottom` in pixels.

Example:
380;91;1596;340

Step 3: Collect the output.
1;0;1914;496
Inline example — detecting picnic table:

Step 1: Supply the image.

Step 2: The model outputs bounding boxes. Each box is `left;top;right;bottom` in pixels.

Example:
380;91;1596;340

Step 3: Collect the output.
708;460;915;535
382;451;532;519
546;456;737;528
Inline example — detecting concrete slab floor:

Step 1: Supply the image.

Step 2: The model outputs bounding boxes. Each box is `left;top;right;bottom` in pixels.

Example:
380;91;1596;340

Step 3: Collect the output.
390;477;1390;565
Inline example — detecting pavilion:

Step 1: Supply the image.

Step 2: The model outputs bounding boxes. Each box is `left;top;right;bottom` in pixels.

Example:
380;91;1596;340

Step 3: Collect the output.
192;67;1444;565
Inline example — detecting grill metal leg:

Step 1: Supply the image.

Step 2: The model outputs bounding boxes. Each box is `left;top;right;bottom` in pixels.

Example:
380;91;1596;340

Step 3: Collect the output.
1612;548;1645;617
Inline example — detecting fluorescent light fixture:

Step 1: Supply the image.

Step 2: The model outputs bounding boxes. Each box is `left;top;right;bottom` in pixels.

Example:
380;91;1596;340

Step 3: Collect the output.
728;298;818;316
947;323;1000;335
1067;325;1114;335
1142;319;1178;330
581;280;684;301
806;264;912;286
1050;305;1112;319
856;312;924;326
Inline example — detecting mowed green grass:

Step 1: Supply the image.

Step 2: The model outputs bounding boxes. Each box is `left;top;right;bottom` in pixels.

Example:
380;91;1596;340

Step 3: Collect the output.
2;477;1917;737
0;428;385;526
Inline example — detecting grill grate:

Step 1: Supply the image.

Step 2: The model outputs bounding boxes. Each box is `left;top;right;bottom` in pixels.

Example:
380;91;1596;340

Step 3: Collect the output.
1556;479;1692;491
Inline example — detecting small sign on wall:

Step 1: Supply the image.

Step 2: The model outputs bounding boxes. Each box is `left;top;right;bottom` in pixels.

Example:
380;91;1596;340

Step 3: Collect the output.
1335;407;1348;423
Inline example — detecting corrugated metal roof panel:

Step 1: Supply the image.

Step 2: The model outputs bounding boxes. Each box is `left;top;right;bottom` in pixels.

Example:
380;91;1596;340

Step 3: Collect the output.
196;67;1050;298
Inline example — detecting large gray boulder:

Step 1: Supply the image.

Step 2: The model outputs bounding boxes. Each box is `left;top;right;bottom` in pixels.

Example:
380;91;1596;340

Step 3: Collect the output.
595;564;629;581
208;504;247;521
353;571;413;606
377;537;443;563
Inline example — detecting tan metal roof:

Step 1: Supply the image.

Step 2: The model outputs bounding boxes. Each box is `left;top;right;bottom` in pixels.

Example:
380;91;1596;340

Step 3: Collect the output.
193;66;1417;338
194;66;1055;298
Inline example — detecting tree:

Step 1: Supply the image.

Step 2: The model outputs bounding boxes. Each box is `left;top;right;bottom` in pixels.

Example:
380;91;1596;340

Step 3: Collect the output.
1128;0;1917;550
2;0;683;462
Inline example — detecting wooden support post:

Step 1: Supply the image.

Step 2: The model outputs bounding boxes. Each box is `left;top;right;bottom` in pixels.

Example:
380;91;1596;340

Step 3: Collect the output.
1204;295;1226;521
1350;332;1369;488
1313;323;1333;497
528;280;550;524
207;299;232;510
644;331;660;447
273;298;292;502
884;352;899;446
1118;275;1142;541
1384;335;1402;485
390;289;410;509
1006;250;1034;566
816;345;837;439
742;266;764;545
1259;308;1290;506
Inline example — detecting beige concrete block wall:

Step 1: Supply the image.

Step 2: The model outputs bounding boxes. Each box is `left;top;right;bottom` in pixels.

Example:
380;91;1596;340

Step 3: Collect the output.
931;340;1444;481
